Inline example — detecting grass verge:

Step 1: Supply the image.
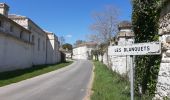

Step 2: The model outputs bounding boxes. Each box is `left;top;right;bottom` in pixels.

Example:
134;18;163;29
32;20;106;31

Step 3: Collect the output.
0;61;72;87
91;61;130;100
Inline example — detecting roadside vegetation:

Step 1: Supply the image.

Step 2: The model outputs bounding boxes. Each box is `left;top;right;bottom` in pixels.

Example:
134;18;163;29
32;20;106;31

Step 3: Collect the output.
0;61;72;87
132;0;168;97
91;61;130;100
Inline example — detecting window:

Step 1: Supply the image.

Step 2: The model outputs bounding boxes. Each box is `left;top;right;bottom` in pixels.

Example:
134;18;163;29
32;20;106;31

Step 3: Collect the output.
43;41;45;51
38;38;40;51
20;31;23;39
29;34;31;42
32;35;34;43
10;25;13;32
0;20;2;27
29;26;32;30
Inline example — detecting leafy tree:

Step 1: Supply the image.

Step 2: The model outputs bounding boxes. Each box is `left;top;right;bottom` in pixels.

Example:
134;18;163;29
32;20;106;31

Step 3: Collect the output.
98;42;109;62
62;43;73;51
91;50;99;61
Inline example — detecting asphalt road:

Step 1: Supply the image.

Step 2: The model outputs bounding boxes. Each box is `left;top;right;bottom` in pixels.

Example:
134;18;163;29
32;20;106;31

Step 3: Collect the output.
0;60;93;100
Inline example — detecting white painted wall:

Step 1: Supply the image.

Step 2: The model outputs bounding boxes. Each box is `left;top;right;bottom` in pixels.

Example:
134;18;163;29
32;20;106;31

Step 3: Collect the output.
98;55;102;62
73;46;94;60
46;33;61;64
0;3;63;73
65;52;72;59
103;52;108;65
55;40;61;63
27;20;47;65
46;39;55;64
9;17;48;65
73;46;87;60
57;51;61;63
0;33;32;72
0;13;33;72
109;55;128;74
107;26;134;75
108;38;134;75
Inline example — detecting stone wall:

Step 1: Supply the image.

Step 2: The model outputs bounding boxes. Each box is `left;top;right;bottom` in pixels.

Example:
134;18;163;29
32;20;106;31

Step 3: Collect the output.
155;2;170;99
0;32;32;72
73;45;95;60
73;46;89;60
0;3;62;72
27;19;47;65
108;23;134;75
10;16;62;65
46;32;60;64
0;13;33;72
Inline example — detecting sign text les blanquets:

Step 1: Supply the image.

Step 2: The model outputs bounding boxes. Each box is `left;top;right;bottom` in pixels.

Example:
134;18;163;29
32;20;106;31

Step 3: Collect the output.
108;42;161;56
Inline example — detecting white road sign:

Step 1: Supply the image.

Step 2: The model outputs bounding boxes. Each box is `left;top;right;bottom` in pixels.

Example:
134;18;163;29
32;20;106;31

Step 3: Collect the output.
108;42;161;56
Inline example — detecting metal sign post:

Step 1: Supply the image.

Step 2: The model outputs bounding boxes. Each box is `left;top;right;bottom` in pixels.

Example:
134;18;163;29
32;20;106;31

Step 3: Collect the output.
108;42;161;100
130;55;134;100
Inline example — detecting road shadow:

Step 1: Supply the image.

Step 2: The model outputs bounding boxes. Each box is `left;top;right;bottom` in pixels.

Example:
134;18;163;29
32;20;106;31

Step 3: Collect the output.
0;61;69;80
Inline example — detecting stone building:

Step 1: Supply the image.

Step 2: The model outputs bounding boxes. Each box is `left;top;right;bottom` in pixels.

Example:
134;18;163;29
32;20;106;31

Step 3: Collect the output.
72;42;97;60
109;21;134;75
45;31;61;64
65;51;72;60
8;14;48;65
60;49;72;60
0;3;61;72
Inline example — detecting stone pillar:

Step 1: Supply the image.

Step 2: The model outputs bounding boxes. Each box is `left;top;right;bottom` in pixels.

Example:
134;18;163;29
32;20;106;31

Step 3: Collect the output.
110;21;134;75
155;3;170;99
0;3;9;17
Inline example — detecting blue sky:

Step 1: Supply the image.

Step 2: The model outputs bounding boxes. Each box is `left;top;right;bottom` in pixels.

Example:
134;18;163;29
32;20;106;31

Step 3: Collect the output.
1;0;132;44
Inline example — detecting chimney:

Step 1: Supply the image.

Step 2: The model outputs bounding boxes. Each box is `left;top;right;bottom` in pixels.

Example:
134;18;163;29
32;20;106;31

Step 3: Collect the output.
0;3;9;17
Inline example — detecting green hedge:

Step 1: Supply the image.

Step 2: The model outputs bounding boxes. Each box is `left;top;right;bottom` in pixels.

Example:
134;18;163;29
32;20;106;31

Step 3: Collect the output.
132;0;162;96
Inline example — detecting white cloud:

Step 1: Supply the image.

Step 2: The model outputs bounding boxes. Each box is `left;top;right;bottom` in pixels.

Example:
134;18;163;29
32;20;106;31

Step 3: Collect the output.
66;34;72;38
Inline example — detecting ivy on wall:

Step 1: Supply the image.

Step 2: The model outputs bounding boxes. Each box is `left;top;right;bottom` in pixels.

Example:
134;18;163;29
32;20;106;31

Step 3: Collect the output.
132;0;162;96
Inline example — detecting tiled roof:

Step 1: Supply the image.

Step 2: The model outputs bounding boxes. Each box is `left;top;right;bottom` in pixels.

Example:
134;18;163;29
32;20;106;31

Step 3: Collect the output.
0;14;30;33
117;31;134;37
77;42;97;47
9;14;46;34
44;30;54;34
8;14;27;19
118;21;132;30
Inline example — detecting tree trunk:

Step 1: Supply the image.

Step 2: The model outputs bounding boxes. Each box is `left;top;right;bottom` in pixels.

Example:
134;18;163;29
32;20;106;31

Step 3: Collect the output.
106;48;111;69
101;55;103;63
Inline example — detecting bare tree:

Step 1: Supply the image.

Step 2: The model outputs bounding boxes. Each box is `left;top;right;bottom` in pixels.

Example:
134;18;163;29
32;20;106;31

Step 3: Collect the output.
89;5;119;67
86;33;101;44
90;5;119;43
59;36;65;46
74;40;86;47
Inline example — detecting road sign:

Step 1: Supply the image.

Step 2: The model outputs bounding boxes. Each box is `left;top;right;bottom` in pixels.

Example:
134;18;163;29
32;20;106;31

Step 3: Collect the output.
108;42;161;56
108;42;161;100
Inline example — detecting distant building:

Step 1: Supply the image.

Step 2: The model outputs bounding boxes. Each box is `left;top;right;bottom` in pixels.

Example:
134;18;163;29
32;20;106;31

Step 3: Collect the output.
61;49;72;60
72;42;97;60
0;3;61;72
